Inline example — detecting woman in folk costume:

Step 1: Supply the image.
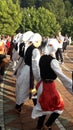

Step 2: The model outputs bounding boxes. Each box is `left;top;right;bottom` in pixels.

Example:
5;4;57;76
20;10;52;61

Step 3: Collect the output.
15;33;42;112
31;38;72;130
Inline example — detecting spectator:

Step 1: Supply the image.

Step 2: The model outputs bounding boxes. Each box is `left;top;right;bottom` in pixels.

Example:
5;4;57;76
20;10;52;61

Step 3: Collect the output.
55;31;64;64
68;37;72;45
8;36;14;60
5;38;11;54
0;40;7;78
63;34;69;52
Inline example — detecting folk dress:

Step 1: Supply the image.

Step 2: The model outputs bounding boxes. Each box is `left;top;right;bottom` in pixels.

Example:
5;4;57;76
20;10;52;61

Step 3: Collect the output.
31;55;72;119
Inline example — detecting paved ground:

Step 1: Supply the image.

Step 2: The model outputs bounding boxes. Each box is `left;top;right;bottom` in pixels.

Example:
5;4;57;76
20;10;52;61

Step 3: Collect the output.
0;45;73;130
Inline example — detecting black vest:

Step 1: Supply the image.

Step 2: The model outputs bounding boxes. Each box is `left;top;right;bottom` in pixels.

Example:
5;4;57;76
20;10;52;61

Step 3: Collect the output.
19;42;25;57
39;55;57;81
24;44;35;66
24;44;36;98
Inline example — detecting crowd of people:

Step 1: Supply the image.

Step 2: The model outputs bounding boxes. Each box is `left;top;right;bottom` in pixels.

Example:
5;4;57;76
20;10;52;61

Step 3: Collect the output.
0;35;14;80
0;31;72;130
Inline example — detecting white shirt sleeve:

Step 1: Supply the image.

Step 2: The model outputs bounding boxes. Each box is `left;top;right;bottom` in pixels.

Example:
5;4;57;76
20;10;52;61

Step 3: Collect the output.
32;48;41;82
51;59;73;94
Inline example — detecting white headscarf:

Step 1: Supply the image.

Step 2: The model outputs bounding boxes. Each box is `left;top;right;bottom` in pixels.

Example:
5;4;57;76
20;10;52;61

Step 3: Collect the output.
43;38;59;57
22;31;34;43
29;33;42;48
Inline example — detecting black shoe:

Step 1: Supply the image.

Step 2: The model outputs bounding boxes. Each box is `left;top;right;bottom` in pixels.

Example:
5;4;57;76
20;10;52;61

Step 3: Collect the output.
0;78;3;82
36;126;42;130
0;75;3;82
41;125;52;130
15;107;21;113
61;61;64;64
48;128;52;130
15;103;23;113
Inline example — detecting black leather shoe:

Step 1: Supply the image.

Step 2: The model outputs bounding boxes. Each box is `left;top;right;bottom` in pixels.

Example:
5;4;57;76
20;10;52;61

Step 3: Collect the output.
15;107;21;113
15;103;23;113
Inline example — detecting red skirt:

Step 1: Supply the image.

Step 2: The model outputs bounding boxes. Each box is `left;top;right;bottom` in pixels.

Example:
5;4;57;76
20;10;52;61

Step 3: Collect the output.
36;81;64;111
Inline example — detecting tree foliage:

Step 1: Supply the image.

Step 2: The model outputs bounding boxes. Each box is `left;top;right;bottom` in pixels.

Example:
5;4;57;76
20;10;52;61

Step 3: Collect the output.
45;0;66;25
64;0;73;17
62;16;73;37
0;0;73;38
19;0;73;38
0;0;22;35
20;0;36;8
21;7;60;37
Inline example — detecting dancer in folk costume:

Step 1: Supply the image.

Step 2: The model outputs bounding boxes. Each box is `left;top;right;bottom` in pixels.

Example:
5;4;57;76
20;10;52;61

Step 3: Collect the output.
31;38;72;130
13;31;34;79
15;33;42;113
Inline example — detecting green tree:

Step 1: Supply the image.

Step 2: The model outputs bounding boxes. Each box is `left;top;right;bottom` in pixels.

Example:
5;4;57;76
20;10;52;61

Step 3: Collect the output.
45;0;66;25
62;16;73;38
64;0;73;17
37;7;61;37
19;0;73;27
0;0;22;35
22;7;61;37
20;0;36;8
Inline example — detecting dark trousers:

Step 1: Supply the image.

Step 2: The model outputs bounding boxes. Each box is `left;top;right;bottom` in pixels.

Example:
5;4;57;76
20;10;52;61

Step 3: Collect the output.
0;66;5;75
0;61;5;75
63;42;69;52
0;54;6;75
37;112;60;129
56;48;63;62
32;98;37;105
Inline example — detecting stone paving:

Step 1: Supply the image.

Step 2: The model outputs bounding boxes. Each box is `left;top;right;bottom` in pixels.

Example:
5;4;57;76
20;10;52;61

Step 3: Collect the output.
0;45;73;130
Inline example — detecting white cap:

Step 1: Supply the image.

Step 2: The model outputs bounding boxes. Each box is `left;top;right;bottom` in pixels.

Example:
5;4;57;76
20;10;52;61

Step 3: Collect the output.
29;33;42;47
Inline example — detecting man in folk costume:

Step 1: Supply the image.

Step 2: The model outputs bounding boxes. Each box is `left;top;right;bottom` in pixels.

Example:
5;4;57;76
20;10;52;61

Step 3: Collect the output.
15;33;42;112
31;38;72;130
